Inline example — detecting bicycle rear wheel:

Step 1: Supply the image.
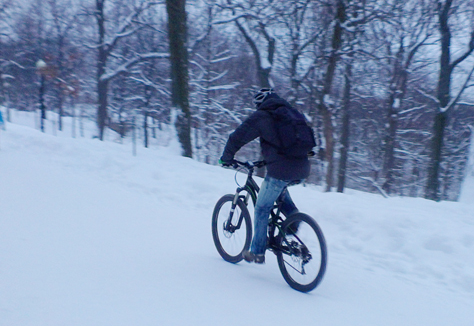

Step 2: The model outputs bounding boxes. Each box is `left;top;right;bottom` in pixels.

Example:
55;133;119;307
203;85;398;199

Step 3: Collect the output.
212;194;252;263
276;213;327;292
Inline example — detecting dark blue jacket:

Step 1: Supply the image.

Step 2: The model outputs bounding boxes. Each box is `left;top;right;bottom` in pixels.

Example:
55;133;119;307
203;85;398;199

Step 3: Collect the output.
221;95;310;181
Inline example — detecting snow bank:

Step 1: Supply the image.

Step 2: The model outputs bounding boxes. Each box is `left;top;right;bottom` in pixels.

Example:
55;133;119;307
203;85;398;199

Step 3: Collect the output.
1;115;473;326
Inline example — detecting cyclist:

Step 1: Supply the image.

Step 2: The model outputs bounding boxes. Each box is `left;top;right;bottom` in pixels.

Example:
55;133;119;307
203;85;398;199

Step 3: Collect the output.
219;88;310;264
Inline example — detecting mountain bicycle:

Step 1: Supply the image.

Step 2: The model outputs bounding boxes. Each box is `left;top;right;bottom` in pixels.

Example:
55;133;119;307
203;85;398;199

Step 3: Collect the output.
211;160;327;293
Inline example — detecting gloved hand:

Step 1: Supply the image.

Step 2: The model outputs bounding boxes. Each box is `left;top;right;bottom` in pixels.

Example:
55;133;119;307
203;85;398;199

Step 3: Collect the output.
219;157;237;167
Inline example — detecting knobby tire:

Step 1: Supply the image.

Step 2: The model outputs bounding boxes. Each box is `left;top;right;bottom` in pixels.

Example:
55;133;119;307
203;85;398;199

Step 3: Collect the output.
276;213;327;292
212;194;252;263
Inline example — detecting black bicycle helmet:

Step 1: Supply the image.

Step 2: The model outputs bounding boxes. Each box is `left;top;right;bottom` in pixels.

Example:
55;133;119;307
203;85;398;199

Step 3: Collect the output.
253;88;275;106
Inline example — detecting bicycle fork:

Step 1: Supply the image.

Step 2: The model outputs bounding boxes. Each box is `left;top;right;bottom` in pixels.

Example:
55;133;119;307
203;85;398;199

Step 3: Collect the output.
224;191;250;233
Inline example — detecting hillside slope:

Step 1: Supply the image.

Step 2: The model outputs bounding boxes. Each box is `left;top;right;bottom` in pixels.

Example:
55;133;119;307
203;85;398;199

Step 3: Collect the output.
1;121;473;326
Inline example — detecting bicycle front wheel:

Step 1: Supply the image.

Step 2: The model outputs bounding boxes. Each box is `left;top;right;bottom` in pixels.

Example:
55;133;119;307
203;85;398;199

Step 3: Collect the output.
276;213;327;292
212;194;252;263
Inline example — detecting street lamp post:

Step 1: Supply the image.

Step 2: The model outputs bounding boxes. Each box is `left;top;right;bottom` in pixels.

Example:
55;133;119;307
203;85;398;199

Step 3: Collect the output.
36;59;47;132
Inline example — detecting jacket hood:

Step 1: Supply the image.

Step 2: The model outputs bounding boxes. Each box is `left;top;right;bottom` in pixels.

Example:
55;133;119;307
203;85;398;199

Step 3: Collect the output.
257;94;291;111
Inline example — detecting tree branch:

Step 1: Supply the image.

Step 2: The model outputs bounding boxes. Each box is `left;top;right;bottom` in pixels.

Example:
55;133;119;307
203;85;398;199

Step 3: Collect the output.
450;30;474;69
442;63;474;112
100;52;169;82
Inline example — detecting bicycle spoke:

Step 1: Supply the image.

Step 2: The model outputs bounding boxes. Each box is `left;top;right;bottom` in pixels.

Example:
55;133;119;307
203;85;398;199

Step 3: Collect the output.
283;259;305;275
276;213;327;292
212;195;252;263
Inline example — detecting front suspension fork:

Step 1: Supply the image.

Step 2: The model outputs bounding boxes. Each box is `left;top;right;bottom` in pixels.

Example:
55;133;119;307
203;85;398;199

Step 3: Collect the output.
224;191;250;232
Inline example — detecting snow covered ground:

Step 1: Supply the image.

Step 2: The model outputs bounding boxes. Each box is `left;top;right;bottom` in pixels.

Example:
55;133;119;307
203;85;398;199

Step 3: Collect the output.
1;111;473;326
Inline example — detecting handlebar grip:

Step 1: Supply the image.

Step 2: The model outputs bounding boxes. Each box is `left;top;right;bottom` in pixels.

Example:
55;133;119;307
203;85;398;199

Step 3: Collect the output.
233;160;266;169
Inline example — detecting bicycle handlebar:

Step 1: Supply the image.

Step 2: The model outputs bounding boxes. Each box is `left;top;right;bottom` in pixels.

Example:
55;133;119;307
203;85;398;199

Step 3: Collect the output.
223;150;316;170
233;160;266;169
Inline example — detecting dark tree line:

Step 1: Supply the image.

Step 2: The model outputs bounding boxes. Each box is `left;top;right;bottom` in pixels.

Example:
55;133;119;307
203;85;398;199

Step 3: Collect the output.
0;0;473;201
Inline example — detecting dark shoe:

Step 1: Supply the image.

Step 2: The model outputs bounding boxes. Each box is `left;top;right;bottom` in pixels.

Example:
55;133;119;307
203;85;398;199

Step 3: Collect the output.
242;250;265;264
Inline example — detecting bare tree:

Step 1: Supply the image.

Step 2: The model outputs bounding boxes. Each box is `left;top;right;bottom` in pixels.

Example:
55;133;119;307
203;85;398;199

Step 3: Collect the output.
318;0;393;192
166;0;193;157
271;0;326;103
92;0;167;141
46;0;80;131
425;0;474;201
188;1;241;163
215;0;276;88
0;0;16;121
318;0;347;191
377;0;435;194
336;58;353;193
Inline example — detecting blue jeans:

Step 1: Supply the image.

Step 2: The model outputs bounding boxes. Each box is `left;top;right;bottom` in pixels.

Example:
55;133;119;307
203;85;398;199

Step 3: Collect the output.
250;176;299;255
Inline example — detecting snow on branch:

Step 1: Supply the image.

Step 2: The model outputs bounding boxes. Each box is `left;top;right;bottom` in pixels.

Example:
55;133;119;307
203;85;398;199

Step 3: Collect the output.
188;25;212;53
212;13;259;25
210;55;237;64
209;98;242;124
396;129;431;136
415;88;439;105
450;31;474;69
128;72;170;97
0;59;24;69
101;1;162;53
399;105;426;115
123;95;147;103
208;70;230;83
208;83;239;91
456;101;474;106
100;52;169;82
349;175;389;198
441;64;474;113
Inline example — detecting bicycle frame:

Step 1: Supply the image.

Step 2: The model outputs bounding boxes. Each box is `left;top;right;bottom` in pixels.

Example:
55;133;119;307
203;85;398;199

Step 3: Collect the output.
226;161;287;245
224;165;260;233
214;159;327;292
234;167;260;207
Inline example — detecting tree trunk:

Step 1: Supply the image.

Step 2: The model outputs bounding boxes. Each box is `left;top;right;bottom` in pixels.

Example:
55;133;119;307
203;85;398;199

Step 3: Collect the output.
337;62;352;193
425;0;474;200
319;0;346;192
382;38;419;194
233;20;274;88
382;65;406;194
143;85;152;149
166;0;193;158
57;35;65;132
426;0;452;201
144;111;149;148
426;111;448;200
96;0;108;141
39;74;46;133
97;79;108;140
58;93;63;131
382;99;399;194
382;49;404;194
257;65;272;88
